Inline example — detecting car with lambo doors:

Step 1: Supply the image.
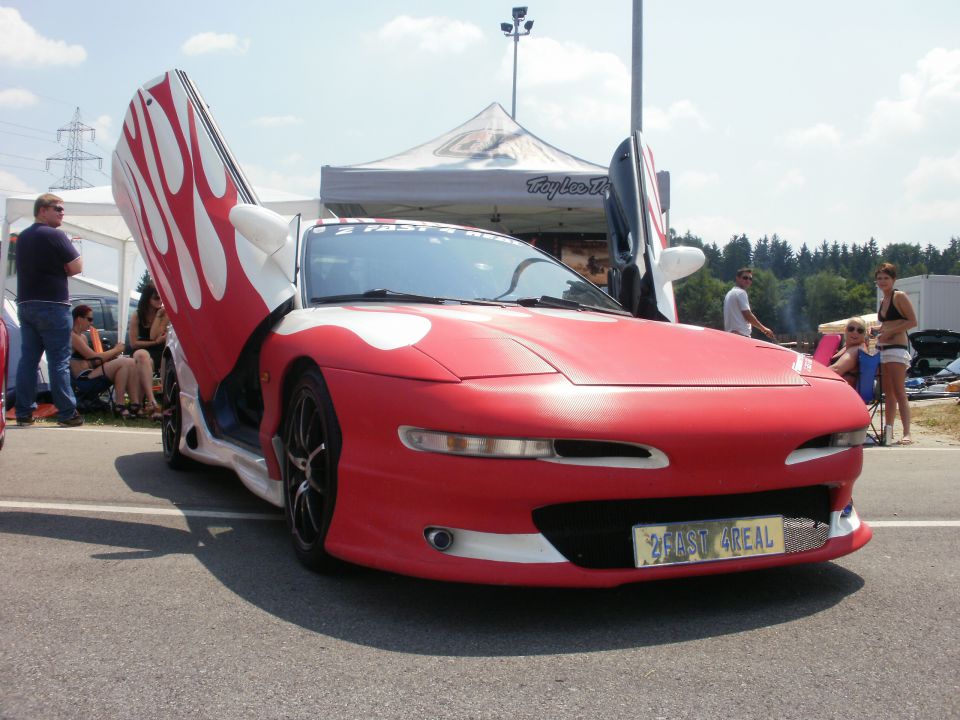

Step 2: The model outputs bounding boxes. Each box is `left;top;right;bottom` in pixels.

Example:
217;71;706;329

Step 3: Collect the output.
111;70;872;587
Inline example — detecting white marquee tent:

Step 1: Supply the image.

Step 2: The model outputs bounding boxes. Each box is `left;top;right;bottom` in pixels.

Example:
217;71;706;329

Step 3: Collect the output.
1;185;322;341
320;102;610;235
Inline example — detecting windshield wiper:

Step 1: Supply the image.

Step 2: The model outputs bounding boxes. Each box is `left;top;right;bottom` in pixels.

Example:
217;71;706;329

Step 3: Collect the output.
514;295;631;317
311;288;505;307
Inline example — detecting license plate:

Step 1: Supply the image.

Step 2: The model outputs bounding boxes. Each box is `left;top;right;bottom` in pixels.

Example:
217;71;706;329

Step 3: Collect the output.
633;515;785;568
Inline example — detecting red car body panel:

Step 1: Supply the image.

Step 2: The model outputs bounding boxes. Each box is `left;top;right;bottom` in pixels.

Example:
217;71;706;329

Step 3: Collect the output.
112;70;296;400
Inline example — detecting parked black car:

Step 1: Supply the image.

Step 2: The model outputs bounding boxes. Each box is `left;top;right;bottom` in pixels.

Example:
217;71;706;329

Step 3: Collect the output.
69;294;137;351
907;329;960;378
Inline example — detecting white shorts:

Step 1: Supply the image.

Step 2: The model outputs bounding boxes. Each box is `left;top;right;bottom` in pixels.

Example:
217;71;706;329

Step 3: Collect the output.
879;347;911;365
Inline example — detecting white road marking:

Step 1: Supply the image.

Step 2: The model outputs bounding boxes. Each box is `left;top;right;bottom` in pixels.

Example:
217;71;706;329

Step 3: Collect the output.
0;500;281;521
10;426;159;435
867;520;960;527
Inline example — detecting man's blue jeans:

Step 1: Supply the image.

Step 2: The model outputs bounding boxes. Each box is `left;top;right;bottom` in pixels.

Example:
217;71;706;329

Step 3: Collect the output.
15;301;77;422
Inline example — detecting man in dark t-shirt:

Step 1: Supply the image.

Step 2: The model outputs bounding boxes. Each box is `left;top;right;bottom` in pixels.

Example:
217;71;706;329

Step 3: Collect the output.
14;193;85;426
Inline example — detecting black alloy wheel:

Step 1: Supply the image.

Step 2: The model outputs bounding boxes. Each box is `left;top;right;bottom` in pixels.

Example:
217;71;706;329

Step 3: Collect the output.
282;368;342;572
161;356;189;469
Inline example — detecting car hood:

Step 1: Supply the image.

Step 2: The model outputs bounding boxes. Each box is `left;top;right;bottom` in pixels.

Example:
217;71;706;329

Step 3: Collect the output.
909;329;960;358
287;304;829;387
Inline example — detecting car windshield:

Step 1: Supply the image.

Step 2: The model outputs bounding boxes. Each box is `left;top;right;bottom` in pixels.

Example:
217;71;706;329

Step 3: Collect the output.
939;357;960;376
302;223;623;312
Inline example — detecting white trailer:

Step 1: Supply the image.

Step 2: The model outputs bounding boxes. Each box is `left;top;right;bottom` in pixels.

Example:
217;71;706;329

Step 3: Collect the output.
880;274;960;332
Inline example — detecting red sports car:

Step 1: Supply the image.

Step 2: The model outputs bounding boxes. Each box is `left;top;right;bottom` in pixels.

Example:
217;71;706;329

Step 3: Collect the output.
111;70;871;587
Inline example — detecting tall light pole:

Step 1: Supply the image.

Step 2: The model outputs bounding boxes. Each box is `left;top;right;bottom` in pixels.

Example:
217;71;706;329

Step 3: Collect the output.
500;6;534;120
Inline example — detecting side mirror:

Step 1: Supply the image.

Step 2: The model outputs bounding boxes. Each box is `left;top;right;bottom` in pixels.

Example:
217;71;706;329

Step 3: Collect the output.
657;246;705;282
229;204;297;282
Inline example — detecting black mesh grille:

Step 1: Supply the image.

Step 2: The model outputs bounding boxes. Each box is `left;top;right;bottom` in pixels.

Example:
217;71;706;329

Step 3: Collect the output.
532;486;832;569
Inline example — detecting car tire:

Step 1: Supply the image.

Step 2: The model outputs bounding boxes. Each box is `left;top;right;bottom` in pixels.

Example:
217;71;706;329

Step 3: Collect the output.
282;368;343;573
161;356;191;470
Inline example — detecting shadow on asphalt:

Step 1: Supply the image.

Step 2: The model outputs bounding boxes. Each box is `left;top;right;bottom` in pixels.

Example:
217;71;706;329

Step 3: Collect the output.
1;450;866;657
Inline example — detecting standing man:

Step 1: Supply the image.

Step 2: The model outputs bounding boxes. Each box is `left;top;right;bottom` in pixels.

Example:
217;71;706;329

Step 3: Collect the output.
723;267;775;340
14;193;84;427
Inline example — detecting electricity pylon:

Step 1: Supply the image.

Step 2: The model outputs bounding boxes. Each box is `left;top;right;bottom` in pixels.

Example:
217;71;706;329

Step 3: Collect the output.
46;107;102;190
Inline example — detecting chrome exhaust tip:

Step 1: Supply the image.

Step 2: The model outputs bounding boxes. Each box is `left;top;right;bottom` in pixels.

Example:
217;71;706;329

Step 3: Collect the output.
424;527;454;552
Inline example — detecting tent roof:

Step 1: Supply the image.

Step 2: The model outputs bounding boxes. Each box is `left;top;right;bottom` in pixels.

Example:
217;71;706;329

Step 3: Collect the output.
817;313;880;334
320;103;610;235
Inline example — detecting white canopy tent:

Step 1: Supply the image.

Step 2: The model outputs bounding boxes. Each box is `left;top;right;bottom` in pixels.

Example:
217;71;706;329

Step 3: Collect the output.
320;102;610;235
817;313;880;334
1;185;322;342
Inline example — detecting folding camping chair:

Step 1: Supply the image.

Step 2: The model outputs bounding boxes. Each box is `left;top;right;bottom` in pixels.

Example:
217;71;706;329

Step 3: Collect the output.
812;333;842;366
856;349;885;445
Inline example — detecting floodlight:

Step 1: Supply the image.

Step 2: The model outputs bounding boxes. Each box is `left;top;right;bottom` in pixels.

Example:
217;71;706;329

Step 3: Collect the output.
512;6;527;20
500;22;513;33
524;19;534;31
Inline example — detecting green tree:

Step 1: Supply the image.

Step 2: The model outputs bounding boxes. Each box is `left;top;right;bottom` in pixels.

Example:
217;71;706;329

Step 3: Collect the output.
803;271;850;328
674;265;726;328
136;269;153;292
748;268;780;333
721;234;752;281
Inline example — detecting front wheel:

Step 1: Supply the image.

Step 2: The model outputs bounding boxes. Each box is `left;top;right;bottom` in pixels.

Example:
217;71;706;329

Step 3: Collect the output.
161;355;190;470
282;368;342;572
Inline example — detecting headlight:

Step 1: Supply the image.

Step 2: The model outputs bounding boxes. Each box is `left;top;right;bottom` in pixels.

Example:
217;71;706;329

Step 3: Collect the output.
399;427;553;458
830;428;868;447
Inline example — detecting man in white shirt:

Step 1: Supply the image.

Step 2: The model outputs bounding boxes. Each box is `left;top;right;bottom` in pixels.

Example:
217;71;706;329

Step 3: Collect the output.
723;268;775;339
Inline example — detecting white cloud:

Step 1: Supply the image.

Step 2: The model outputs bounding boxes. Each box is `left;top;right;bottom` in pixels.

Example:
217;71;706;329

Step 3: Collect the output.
0;169;39;196
644;100;710;132
243;163;321;199
375;16;483;54
784;123;841;147
509;37;630;143
863;47;960;142
774;168;806;194
0;87;38;108
91;115;113;145
181;32;250;56
0;7;86;66
677;170;719;190
902;150;960;221
252;115;303;128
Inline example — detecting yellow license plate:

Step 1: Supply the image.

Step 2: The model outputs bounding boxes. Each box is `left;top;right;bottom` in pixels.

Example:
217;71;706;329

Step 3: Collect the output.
633;515;785;568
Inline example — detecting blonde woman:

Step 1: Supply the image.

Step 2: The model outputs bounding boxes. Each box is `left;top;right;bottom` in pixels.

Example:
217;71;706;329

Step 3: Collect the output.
875;262;917;444
828;316;869;388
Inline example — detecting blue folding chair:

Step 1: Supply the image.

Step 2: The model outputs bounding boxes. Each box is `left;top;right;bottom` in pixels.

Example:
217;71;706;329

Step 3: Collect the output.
856;349;885;445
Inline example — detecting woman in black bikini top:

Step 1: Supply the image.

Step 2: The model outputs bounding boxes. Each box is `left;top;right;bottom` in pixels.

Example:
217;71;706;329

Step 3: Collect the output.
874;262;917;444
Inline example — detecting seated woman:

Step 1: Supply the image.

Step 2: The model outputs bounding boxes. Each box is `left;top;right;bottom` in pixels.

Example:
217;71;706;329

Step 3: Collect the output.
70;305;142;418
127;283;167;419
828;316;869;388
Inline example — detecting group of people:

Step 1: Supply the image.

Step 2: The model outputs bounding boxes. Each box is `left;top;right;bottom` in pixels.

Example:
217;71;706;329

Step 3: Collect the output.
723;263;917;445
13;192;169;427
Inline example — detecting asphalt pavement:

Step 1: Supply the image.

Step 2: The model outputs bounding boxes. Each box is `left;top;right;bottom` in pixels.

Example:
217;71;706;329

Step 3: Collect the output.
1;425;958;719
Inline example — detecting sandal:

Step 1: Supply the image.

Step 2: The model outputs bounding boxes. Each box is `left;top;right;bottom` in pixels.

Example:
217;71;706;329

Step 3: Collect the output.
113;403;131;420
127;403;141;418
143;401;162;422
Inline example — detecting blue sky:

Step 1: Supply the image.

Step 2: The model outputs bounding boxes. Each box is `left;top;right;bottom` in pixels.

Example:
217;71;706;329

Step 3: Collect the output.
2;0;959;274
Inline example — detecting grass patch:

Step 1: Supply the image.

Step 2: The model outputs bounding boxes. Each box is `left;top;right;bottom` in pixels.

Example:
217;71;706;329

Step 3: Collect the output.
17;409;160;429
911;400;960;442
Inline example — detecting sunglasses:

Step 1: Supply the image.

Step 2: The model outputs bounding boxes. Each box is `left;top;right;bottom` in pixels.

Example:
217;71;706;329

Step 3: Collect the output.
47;205;65;213
846;326;865;333
85;316;94;321
740;276;753;281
